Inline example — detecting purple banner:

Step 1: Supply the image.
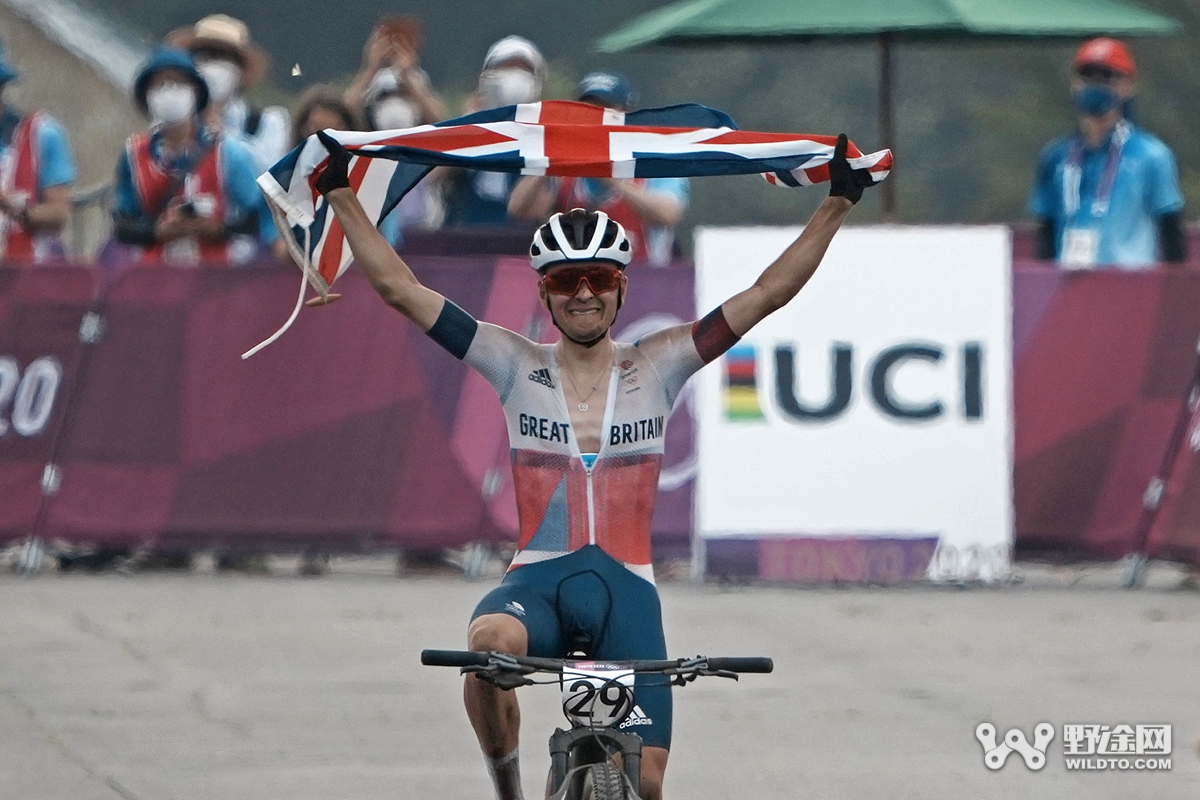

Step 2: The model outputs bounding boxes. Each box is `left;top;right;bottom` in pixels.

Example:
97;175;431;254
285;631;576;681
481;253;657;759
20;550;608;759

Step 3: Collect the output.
0;267;101;544
1013;264;1200;563
705;537;939;584
1;258;696;553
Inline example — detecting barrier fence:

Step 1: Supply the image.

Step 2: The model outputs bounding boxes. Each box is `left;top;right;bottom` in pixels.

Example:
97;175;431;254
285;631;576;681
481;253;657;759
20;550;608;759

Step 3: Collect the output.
1012;263;1200;567
0;259;696;555
3;256;1200;570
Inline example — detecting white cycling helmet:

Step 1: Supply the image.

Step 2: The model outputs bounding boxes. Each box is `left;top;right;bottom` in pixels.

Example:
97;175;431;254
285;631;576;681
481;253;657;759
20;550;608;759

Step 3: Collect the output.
530;208;632;273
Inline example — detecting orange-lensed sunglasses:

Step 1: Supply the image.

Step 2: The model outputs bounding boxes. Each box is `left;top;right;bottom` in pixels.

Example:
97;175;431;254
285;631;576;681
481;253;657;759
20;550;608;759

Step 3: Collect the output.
540;264;624;296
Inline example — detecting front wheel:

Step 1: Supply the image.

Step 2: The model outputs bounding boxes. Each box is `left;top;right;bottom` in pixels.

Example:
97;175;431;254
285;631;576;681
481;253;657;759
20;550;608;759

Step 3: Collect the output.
582;763;629;800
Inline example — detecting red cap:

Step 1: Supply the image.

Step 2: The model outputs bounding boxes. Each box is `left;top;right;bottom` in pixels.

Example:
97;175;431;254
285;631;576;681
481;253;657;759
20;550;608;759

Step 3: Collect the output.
1073;38;1136;77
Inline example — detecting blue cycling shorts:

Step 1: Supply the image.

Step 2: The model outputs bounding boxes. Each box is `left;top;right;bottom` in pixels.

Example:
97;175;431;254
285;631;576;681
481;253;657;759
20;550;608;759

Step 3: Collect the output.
472;544;672;749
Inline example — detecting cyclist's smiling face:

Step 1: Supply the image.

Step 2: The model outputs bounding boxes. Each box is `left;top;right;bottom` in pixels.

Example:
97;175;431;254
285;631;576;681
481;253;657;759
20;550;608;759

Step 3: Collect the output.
539;262;626;343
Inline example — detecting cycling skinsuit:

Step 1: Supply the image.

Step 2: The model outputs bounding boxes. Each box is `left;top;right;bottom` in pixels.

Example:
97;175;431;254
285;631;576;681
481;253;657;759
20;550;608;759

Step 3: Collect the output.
425;299;740;749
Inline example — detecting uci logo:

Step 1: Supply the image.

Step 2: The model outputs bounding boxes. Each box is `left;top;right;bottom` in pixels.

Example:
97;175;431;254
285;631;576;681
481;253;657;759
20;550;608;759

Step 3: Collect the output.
724;341;984;423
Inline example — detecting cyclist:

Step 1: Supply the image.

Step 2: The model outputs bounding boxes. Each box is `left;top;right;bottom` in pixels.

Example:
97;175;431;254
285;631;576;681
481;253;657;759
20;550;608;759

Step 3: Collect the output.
312;130;876;800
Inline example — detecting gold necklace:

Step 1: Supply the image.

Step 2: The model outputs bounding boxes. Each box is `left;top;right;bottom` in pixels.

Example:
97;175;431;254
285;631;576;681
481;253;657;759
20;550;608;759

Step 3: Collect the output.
563;360;611;412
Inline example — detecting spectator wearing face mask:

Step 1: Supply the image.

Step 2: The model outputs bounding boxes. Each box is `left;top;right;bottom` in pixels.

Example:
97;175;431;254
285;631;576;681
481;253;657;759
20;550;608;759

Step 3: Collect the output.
344;16;446;130
1029;38;1184;269
0;40;76;263
441;36;545;228
167;14;290;173
362;68;430;131
508;72;689;266
361;69;444;246
111;47;276;266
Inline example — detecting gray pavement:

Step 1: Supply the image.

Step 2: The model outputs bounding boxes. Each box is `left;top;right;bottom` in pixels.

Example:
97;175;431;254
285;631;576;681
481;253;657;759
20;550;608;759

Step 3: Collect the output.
2;559;1198;800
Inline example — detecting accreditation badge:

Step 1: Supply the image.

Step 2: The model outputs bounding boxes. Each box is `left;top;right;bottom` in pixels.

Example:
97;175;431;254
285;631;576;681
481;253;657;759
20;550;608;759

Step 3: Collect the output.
1060;227;1100;270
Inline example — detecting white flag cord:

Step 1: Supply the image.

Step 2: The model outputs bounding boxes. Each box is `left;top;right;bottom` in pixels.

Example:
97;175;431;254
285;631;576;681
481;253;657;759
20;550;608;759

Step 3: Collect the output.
241;225;313;360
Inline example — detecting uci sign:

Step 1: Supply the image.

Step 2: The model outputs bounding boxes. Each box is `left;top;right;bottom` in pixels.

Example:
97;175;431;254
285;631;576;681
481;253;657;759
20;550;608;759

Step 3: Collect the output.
725;340;986;424
695;225;1012;577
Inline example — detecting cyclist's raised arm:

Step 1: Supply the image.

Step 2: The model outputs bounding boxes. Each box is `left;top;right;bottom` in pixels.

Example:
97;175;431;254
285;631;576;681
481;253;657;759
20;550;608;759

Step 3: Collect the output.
316;132;445;331
720;134;876;337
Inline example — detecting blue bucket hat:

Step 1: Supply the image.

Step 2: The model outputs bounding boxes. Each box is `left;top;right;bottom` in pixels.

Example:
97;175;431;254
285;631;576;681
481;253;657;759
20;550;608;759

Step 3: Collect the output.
577;72;635;110
132;47;209;115
0;41;18;84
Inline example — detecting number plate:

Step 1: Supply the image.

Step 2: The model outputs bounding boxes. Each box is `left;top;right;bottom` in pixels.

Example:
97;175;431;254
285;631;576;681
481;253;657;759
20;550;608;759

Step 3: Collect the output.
560;662;634;728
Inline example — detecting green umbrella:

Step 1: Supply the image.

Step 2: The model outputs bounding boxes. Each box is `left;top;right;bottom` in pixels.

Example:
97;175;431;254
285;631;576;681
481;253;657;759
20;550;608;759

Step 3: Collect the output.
597;0;1182;217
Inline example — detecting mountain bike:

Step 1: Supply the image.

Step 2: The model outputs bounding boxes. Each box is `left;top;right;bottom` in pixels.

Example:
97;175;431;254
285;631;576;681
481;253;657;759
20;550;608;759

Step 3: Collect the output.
421;649;773;800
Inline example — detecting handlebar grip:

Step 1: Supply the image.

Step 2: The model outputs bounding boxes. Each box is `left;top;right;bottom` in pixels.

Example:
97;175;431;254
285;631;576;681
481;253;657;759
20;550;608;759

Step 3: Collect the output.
705;657;774;673
421;649;491;667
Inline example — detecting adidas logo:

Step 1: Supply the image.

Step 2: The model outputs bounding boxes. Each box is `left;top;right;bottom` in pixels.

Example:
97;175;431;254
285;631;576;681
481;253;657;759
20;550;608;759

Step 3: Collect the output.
619;705;653;728
504;601;526;617
528;368;555;388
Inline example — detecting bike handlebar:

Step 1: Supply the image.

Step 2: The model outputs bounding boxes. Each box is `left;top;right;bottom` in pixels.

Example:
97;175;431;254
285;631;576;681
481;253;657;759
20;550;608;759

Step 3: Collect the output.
703;657;774;673
420;649;773;675
421;649;491;667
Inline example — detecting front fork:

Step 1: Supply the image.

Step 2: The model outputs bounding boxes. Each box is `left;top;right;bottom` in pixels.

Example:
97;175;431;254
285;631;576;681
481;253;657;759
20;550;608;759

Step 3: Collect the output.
548;726;642;797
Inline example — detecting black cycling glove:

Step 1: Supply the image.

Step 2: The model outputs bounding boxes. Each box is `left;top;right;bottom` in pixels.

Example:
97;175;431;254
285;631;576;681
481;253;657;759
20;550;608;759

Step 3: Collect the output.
314;130;352;195
828;133;876;205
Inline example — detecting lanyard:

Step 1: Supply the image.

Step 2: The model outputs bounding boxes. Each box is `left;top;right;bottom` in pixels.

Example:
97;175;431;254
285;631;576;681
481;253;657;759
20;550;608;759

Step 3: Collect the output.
1062;120;1130;218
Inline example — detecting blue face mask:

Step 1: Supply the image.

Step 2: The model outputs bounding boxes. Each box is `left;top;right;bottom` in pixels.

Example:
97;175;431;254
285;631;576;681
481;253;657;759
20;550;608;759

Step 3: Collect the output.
1074;84;1119;117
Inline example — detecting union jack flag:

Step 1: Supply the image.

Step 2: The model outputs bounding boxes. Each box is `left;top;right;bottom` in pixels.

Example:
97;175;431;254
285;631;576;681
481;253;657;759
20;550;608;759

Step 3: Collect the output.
256;100;892;296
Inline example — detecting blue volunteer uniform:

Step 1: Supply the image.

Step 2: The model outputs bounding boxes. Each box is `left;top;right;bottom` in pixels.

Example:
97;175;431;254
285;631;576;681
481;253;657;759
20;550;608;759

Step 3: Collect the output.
0;109;76;190
1029;120;1183;269
113;128;274;240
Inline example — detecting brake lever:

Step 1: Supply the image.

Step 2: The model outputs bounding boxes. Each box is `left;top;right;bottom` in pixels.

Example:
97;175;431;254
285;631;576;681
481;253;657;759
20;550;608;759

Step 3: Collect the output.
460;652;537;690
667;657;740;685
670;671;697;687
667;657;705;686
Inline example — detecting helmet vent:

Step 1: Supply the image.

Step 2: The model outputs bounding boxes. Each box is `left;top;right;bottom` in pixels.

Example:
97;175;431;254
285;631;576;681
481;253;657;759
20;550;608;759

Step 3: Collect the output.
529;208;633;272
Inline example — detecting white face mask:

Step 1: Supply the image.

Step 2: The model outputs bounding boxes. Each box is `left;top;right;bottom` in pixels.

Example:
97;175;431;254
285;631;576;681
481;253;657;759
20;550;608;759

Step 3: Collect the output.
197;59;241;104
147;82;197;126
371;97;420;131
479;68;540;108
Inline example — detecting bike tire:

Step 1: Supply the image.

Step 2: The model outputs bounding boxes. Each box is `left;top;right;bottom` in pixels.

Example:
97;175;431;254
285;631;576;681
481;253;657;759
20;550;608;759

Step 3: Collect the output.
582;763;628;800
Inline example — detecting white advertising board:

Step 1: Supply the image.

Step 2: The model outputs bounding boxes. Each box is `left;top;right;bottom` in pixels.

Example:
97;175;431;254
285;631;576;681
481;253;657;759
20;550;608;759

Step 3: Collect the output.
694;226;1012;581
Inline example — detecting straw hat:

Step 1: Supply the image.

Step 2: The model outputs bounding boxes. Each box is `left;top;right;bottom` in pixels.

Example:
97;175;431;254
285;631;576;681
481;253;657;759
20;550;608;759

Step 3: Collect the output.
166;14;269;87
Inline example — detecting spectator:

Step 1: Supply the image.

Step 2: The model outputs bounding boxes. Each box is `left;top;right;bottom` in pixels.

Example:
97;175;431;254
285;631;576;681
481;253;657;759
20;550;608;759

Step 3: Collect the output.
0;40;76;263
441;36;545;228
508;72;689;266
1029;38;1184;269
344;16;446;129
291;85;357;149
111;47;275;266
361;70;445;245
167;14;290;172
275;86;359;262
